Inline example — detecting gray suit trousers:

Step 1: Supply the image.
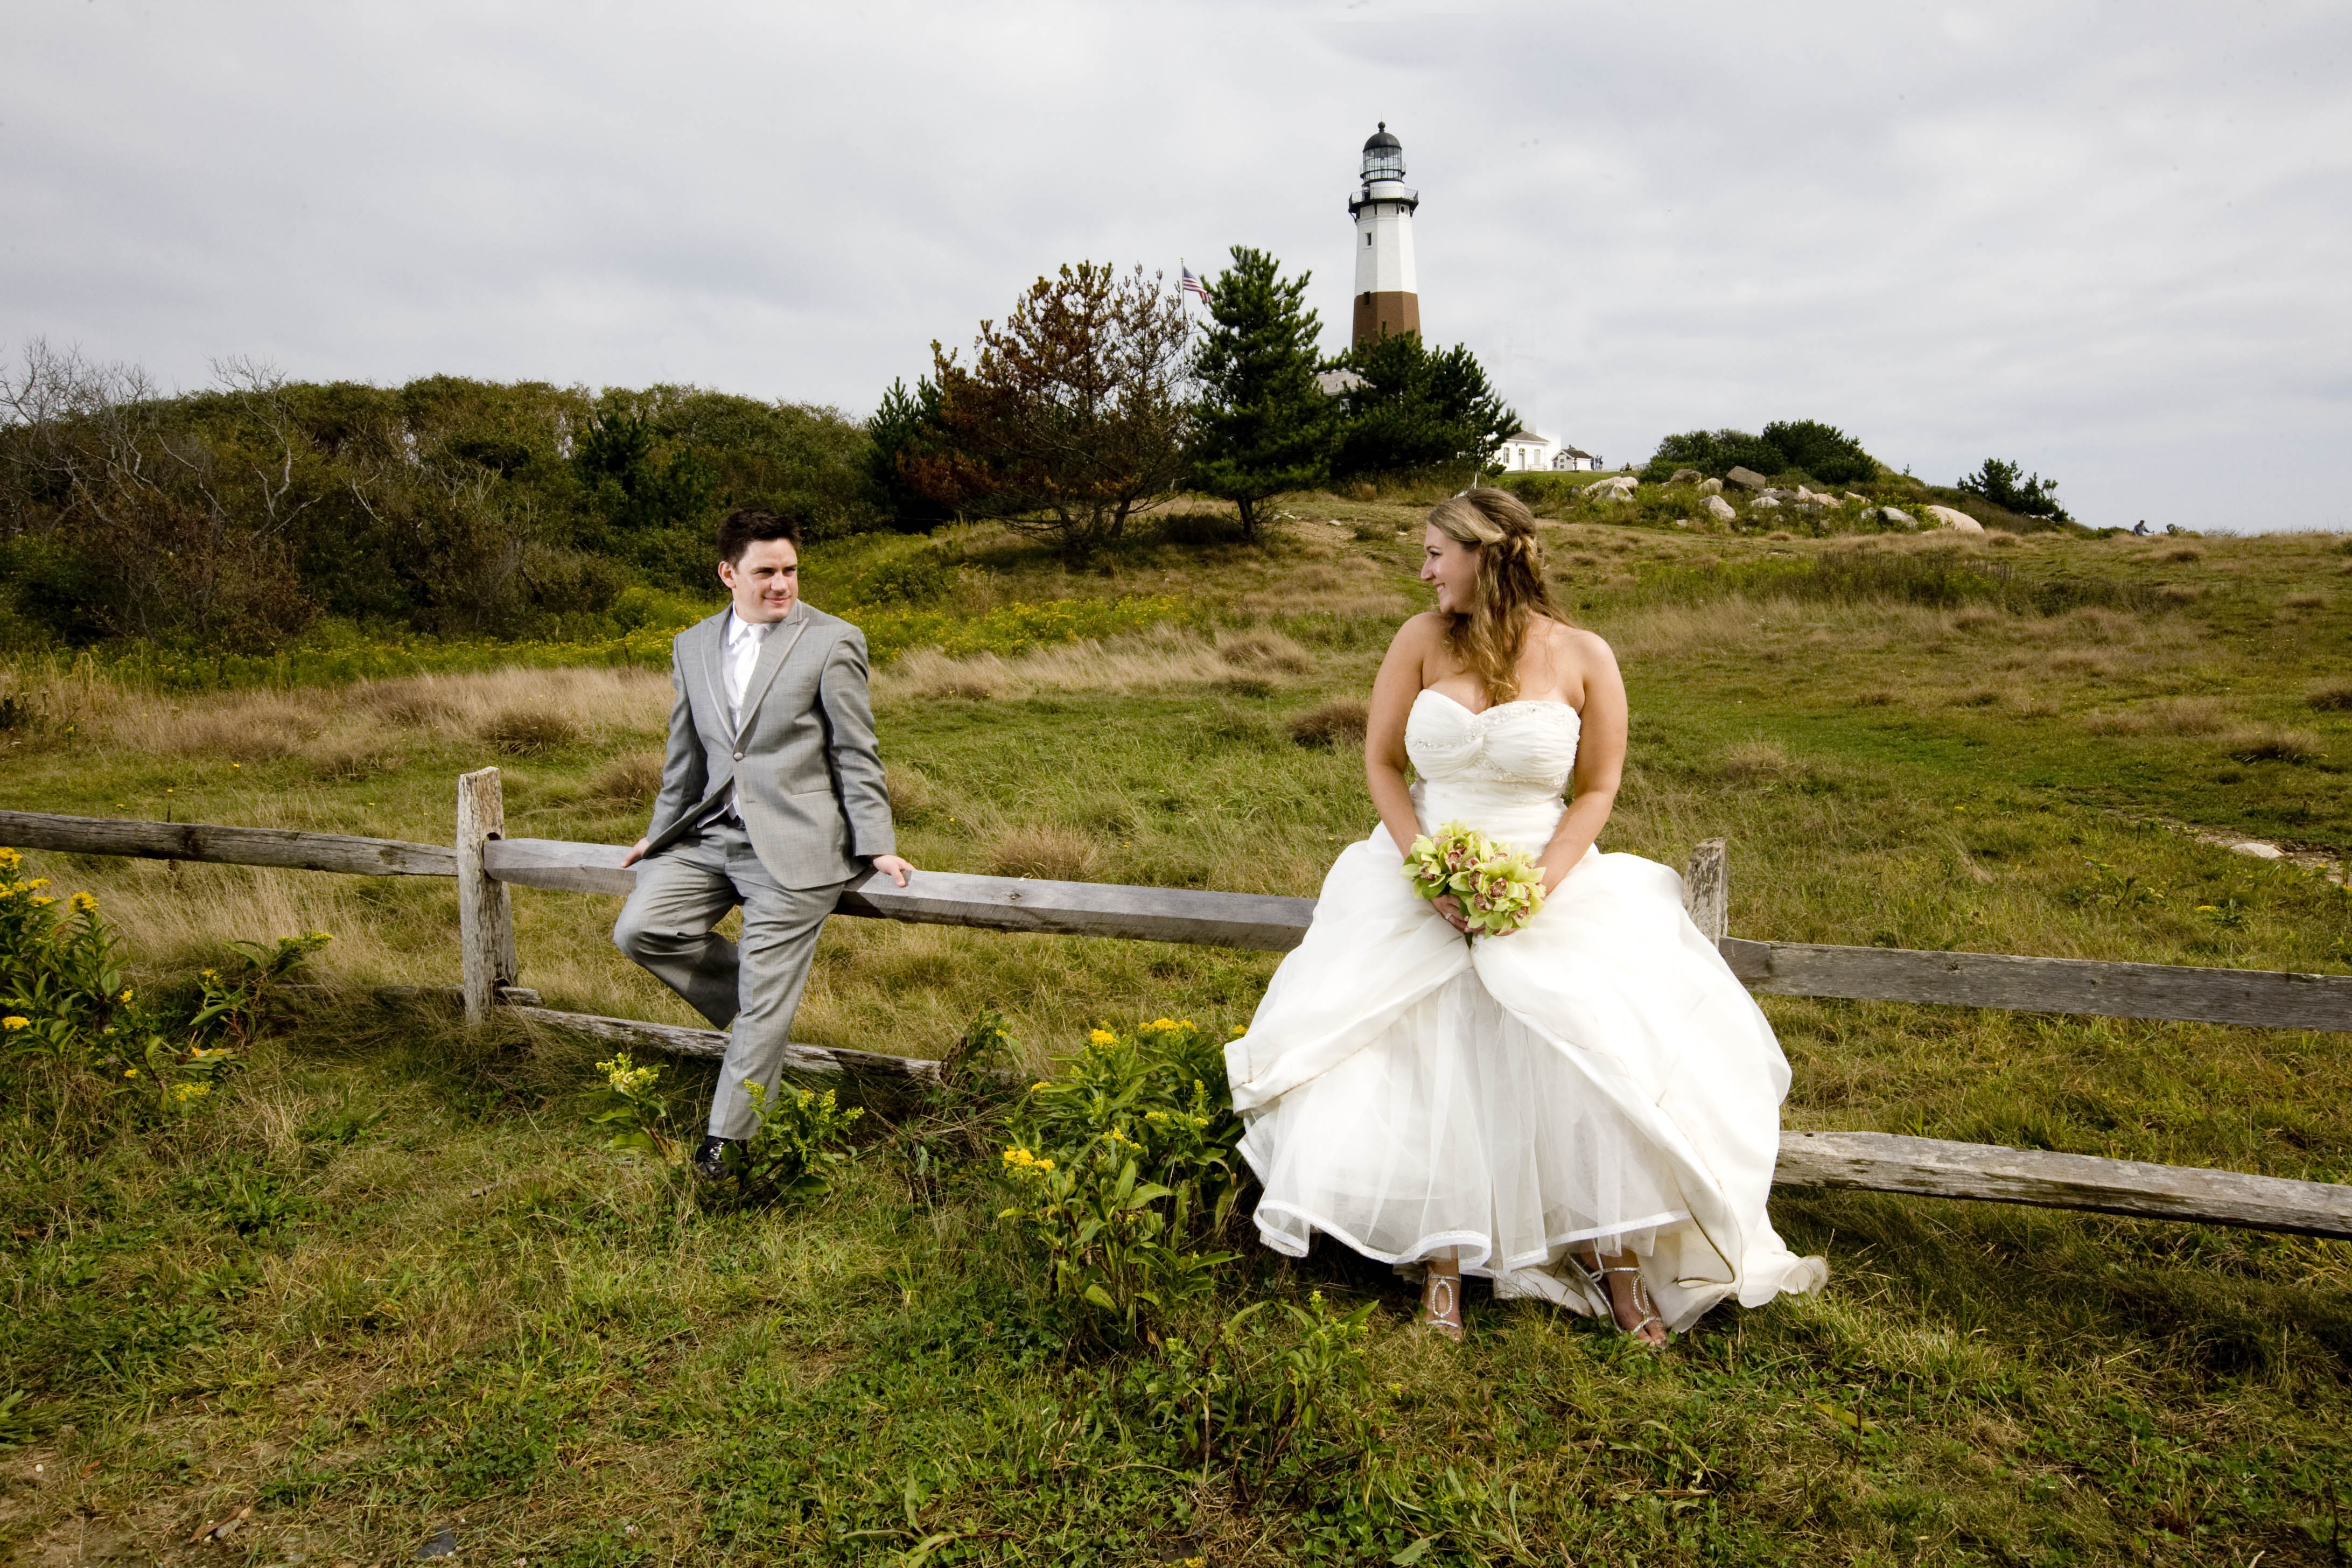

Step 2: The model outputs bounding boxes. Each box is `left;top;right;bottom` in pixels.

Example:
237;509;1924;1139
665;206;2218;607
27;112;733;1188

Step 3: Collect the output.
611;818;846;1140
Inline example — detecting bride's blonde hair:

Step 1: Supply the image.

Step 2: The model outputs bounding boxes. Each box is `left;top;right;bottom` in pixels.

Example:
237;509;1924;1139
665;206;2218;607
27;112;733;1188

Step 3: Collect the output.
1426;487;1566;705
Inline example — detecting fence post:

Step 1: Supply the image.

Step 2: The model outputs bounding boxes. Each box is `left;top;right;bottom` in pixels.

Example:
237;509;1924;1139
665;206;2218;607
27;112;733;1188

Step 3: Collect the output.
1684;837;1728;944
457;767;519;1026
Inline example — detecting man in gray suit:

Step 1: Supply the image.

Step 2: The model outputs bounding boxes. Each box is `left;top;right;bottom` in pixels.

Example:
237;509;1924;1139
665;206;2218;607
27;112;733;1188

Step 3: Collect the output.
614;507;914;1178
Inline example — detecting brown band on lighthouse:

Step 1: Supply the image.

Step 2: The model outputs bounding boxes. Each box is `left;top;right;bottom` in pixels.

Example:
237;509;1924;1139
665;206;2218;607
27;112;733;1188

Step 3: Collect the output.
1352;291;1422;347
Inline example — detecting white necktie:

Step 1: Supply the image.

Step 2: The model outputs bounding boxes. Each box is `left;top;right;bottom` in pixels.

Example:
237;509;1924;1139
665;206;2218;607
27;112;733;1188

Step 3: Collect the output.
725;615;773;732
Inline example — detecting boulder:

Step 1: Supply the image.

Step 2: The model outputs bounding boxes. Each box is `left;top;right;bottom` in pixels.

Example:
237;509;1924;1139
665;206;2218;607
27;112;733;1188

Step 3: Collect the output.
2230;841;2285;860
1844;492;1868;503
1699;478;1724;496
1726;466;1771;490
1752;495;1782;509
1793;487;1835;507
1704;494;1738;522
1923;505;1984;534
1582;475;1636;496
1873;506;1915;527
1668;468;1701;486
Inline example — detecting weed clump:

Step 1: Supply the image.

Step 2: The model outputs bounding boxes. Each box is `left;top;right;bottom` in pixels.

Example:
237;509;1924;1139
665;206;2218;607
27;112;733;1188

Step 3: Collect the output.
987;823;1103;883
2224;725;2321;763
1289;700;1369;749
2305;679;2352;711
479;708;582;755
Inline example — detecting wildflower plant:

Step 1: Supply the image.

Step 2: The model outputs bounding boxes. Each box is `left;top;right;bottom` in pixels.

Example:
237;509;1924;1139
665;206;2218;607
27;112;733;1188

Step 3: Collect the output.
0;848;328;1144
998;1016;1245;1342
715;1081;863;1206
587;1051;680;1165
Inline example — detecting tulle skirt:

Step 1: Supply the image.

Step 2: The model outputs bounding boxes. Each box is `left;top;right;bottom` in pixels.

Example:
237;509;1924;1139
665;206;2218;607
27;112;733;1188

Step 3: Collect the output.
1226;785;1828;1331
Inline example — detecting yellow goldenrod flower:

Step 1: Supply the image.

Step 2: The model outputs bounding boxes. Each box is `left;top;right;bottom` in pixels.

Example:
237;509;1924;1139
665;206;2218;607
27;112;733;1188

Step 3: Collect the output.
201;969;218;979
119;988;134;1003
69;891;99;914
1148;1017;1177;1031
1088;1028;1116;1046
25;878;50;890
0;847;19;869
1;1016;28;1031
30;897;54;907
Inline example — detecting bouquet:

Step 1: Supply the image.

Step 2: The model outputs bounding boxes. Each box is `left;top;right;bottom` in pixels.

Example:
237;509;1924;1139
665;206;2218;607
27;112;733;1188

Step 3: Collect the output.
1403;821;1548;939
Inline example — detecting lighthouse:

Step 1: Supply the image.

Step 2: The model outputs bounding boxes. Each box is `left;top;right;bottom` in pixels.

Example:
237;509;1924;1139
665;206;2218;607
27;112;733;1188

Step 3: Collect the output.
1349;122;1421;346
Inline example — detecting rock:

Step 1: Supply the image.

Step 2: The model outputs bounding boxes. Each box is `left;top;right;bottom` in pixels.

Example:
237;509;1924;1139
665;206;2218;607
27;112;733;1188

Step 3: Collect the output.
2230;841;2285;860
1705;494;1737;522
1726;466;1772;490
418;1527;459;1560
1872;506;1915;527
1668;468;1701;486
1582;475;1636;496
1922;505;1984;534
1752;495;1782;509
1793;488;1835;507
1844;492;1868;503
1699;478;1724;495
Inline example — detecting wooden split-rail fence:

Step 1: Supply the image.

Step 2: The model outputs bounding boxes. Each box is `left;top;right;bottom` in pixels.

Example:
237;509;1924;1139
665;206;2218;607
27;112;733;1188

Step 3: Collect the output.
5;769;2350;1241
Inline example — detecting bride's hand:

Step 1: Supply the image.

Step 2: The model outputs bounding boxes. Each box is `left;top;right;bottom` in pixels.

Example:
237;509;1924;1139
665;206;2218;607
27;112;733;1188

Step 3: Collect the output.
1430;893;1469;934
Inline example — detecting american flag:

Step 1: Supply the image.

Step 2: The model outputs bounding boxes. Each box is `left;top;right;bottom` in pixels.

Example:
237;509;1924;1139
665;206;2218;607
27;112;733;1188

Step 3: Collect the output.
1180;265;1208;304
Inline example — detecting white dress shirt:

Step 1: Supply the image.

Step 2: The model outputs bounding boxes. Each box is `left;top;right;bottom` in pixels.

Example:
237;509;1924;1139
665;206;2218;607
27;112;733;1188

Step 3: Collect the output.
723;609;774;733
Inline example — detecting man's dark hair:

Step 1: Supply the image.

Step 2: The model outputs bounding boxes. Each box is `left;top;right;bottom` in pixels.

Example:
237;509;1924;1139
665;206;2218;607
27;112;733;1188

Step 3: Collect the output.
716;506;803;564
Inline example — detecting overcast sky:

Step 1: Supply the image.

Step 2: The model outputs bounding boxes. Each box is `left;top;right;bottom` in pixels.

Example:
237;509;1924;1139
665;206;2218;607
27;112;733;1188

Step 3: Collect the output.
6;1;2348;530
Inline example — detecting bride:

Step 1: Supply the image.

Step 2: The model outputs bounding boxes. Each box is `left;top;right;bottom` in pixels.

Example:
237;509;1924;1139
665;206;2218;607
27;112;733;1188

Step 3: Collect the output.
1225;488;1826;1345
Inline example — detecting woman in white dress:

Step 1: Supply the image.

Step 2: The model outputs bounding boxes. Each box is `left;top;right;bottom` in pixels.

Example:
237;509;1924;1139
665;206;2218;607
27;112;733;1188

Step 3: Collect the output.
1225;489;1826;1345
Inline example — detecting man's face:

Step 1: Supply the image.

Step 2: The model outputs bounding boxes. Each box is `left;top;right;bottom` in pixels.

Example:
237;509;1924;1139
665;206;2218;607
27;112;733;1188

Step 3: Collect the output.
718;537;799;623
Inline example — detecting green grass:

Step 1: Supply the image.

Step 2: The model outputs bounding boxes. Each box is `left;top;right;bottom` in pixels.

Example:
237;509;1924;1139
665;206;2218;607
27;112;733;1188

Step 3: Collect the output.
3;508;2350;1564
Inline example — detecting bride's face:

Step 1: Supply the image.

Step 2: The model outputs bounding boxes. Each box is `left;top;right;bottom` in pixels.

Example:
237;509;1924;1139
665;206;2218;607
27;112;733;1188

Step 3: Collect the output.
1421;526;1480;614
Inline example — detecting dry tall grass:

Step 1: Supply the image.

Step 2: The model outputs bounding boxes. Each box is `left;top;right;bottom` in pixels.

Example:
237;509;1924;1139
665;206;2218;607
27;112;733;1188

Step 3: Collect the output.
875;626;1319;702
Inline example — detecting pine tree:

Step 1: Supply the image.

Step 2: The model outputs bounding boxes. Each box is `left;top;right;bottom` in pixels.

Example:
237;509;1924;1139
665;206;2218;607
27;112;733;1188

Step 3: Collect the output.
1329;333;1517;486
1186;247;1338;541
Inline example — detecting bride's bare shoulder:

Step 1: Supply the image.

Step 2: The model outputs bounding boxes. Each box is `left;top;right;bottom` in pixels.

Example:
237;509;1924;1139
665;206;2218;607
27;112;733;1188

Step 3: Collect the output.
1535;615;1617;668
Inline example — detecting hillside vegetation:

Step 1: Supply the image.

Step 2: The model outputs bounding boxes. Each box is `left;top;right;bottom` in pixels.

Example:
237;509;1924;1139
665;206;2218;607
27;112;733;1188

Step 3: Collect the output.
2;506;2349;1565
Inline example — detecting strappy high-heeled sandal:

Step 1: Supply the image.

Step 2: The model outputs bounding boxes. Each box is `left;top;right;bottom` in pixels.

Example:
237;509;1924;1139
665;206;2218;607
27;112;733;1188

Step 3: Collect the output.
1418;1271;1465;1343
1597;1264;1669;1347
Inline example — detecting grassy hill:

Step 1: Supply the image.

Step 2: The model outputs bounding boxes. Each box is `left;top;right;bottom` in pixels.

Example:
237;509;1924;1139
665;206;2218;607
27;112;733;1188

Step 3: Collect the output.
2;503;2349;1565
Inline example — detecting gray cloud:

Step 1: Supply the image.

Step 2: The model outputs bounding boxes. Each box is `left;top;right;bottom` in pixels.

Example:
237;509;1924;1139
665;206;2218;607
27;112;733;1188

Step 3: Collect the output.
4;0;2346;529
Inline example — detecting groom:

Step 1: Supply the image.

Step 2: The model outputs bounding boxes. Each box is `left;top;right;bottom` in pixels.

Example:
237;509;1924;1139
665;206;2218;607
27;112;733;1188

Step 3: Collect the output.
614;506;913;1179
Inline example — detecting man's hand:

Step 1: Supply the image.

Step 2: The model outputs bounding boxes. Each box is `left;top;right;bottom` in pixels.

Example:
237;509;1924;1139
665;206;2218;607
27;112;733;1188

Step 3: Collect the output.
620;836;650;868
870;853;915;888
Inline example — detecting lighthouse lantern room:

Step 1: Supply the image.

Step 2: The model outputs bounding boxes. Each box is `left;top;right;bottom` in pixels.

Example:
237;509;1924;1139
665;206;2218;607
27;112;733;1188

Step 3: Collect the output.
1349;122;1421;347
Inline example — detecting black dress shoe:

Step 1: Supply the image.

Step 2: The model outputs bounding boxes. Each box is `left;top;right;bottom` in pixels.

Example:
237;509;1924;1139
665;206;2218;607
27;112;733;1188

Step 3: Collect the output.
691;1135;738;1182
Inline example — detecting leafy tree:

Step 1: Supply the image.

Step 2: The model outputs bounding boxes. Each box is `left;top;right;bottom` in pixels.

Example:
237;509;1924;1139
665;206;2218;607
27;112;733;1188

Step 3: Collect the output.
1640;421;1880;485
1328;333;1517;484
907;262;1192;558
1186;247;1338;541
1959;457;2071;522
865;376;953;532
1759;421;1879;486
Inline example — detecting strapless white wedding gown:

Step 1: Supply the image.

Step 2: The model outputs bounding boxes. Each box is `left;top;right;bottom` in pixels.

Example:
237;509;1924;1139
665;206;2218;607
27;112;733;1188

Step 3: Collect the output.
1226;690;1827;1331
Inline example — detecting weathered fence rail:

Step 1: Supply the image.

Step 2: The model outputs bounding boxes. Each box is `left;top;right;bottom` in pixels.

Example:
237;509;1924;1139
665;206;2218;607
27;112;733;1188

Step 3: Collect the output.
8;781;2351;1240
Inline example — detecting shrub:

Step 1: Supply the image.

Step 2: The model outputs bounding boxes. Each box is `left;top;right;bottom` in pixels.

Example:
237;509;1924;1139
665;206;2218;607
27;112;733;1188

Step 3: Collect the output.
997;1017;1244;1343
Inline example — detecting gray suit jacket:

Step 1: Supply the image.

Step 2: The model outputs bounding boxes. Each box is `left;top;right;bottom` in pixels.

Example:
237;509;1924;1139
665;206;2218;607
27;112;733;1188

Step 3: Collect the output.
640;602;896;890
